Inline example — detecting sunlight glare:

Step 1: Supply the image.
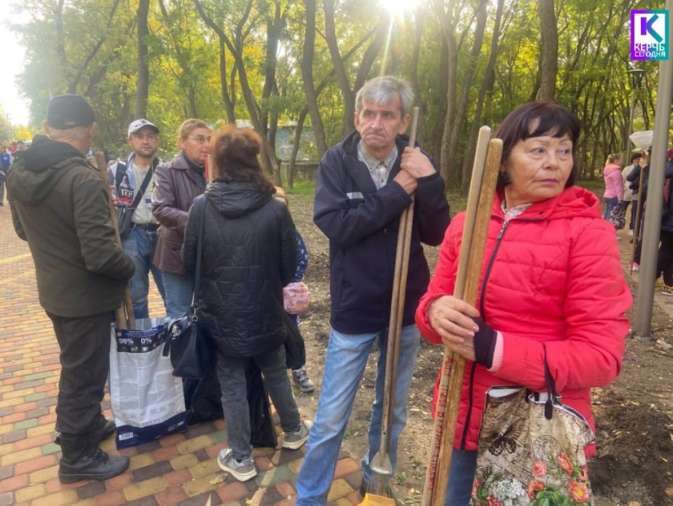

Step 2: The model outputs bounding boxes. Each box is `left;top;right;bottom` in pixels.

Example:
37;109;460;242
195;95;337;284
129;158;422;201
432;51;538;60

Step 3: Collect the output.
380;0;420;17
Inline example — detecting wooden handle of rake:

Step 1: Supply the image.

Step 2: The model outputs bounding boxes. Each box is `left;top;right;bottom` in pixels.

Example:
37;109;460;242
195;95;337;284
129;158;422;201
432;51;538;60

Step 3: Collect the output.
421;131;502;505
379;107;421;458
95;151;135;330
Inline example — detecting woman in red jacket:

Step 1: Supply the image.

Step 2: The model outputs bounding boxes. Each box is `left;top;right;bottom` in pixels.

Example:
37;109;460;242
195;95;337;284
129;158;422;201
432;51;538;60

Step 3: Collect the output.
415;102;632;504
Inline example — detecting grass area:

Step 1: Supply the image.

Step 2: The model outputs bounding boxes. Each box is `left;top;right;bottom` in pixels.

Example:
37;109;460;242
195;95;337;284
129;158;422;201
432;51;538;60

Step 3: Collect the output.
287;179;316;196
285;178;602;213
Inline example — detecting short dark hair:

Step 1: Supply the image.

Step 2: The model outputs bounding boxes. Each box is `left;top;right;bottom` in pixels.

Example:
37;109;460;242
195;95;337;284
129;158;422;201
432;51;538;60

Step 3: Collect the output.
210;126;275;195
630;152;642;163
495;101;581;190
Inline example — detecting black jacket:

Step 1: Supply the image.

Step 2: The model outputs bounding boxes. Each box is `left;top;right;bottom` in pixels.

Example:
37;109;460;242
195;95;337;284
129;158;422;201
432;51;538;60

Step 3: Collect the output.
8;135;134;317
314;131;451;334
183;182;297;357
628;162;673;232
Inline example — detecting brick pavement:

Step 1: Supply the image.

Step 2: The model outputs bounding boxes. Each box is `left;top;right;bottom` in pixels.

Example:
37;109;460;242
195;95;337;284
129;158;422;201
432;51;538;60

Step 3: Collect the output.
0;205;363;506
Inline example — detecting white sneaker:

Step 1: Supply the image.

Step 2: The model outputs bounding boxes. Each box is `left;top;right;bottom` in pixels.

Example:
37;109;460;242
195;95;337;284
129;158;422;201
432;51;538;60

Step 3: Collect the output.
217;448;257;481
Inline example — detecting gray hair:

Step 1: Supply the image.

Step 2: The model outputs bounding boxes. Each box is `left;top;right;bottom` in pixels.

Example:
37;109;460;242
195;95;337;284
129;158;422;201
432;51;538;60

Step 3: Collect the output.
355;76;415;117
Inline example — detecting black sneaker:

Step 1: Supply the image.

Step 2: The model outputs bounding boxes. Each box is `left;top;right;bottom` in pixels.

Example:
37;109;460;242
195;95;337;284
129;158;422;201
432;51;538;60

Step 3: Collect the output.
282;420;312;450
58;449;129;483
292;366;316;393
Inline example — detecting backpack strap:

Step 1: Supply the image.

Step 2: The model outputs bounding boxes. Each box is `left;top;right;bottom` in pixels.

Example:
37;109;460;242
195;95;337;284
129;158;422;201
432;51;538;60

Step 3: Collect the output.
114;161;128;199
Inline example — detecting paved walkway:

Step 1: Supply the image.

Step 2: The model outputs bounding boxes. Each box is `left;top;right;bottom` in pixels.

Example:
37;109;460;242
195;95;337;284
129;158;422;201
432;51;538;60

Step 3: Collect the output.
0;205;362;506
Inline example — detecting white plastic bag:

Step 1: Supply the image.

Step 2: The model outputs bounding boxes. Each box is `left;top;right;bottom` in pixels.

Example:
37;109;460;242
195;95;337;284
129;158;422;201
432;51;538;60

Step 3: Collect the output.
109;318;187;448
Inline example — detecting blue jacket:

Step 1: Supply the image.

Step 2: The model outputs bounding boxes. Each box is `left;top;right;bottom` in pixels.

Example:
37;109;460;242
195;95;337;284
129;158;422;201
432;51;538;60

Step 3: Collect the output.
314;131;450;334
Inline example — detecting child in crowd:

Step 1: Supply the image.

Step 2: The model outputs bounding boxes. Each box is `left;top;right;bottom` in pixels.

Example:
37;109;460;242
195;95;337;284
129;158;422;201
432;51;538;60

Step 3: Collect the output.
275;187;315;393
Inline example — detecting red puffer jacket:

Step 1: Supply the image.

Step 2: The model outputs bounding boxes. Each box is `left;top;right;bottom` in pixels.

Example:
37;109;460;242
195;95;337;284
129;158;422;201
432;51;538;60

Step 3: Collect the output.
415;186;632;453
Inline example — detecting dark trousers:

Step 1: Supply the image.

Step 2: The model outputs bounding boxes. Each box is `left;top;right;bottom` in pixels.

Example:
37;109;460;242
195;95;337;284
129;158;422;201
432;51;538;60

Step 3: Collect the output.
658;230;673;286
48;311;113;461
216;345;300;460
630;199;639;230
445;449;478;505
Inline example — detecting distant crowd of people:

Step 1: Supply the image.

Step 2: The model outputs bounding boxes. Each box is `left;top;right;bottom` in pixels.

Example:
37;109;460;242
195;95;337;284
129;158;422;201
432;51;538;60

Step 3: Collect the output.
603;148;673;295
0;141;27;206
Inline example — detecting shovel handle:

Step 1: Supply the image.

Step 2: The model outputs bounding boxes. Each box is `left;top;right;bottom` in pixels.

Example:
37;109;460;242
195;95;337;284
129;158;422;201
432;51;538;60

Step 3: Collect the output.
377;107;421;464
95;151;135;330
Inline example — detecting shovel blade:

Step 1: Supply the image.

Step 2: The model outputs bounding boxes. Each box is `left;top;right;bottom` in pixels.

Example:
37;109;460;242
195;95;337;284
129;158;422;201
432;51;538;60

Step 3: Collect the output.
370;452;393;476
359;493;396;506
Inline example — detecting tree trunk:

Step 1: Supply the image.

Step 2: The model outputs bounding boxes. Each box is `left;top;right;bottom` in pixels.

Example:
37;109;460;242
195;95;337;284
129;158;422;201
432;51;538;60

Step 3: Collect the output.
353;19;388;95
55;0;68;80
460;0;504;193
446;0;487;192
536;0;558;101
135;0;150;118
409;11;424;96
438;0;464;184
323;0;354;135
431;35;449;161
218;37;236;123
193;1;235;123
288;110;307;189
302;0;329;156
268;106;281;185
260;0;282;136
68;0;123;93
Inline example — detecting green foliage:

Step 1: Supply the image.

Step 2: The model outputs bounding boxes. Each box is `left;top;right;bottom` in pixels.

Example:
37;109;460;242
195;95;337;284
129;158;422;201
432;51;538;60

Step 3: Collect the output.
11;0;656;184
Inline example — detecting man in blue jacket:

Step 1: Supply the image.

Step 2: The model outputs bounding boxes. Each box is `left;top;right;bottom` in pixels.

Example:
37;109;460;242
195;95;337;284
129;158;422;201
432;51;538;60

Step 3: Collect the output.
296;76;450;503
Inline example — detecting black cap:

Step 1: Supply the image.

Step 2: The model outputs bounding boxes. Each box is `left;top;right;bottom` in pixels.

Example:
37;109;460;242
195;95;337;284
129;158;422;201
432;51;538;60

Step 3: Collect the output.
47;94;95;129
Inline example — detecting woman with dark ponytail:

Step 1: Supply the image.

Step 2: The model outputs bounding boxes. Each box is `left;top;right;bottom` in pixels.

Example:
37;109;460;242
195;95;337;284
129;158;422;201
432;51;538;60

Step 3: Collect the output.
183;126;310;482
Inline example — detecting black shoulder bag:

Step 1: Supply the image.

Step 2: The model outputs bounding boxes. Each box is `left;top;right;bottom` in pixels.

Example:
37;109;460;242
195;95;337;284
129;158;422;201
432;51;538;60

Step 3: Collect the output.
116;162;155;240
163;200;214;379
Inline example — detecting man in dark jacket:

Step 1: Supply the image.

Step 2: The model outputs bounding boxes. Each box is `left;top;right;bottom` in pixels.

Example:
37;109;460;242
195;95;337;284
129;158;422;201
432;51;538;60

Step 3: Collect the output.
296;76;450;503
7;95;135;483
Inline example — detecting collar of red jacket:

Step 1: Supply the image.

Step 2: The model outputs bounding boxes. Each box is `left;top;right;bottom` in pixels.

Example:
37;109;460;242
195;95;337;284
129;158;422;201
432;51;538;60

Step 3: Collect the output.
492;185;601;222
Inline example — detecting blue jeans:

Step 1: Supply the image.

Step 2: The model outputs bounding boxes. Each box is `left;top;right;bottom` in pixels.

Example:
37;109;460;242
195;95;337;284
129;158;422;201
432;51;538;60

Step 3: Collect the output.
161;270;193;319
122;227;165;319
603;196;619;219
445;449;478;505
295;324;420;505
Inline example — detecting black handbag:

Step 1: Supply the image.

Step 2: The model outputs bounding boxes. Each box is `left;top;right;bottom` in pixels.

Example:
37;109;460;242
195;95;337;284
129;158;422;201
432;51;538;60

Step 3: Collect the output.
163;200;213;379
283;312;306;370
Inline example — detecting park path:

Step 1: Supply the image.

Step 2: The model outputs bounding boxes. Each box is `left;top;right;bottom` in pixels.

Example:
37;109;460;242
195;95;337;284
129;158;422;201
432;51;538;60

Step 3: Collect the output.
0;203;362;506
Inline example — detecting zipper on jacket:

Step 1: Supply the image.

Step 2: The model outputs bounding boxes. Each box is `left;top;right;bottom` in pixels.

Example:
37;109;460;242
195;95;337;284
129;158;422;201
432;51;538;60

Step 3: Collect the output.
460;219;510;450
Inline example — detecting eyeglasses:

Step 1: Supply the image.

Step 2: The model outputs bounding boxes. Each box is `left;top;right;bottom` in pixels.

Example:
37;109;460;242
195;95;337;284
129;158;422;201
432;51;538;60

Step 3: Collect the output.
189;135;211;144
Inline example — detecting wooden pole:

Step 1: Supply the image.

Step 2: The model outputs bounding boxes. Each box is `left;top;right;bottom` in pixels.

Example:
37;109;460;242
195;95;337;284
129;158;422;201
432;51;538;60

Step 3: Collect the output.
367;107;420;495
384;108;421;437
95;152;134;330
422;132;502;505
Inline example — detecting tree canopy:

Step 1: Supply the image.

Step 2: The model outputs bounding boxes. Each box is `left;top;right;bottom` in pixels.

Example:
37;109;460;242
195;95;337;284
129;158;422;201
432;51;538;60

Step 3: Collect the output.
10;0;662;188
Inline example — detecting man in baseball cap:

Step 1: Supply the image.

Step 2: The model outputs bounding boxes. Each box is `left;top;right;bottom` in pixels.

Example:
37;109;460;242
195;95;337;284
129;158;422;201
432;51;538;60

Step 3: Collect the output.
7;94;134;482
107;118;166;320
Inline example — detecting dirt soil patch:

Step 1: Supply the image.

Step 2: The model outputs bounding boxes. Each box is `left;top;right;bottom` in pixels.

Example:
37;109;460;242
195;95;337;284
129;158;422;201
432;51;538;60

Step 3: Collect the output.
288;189;673;505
